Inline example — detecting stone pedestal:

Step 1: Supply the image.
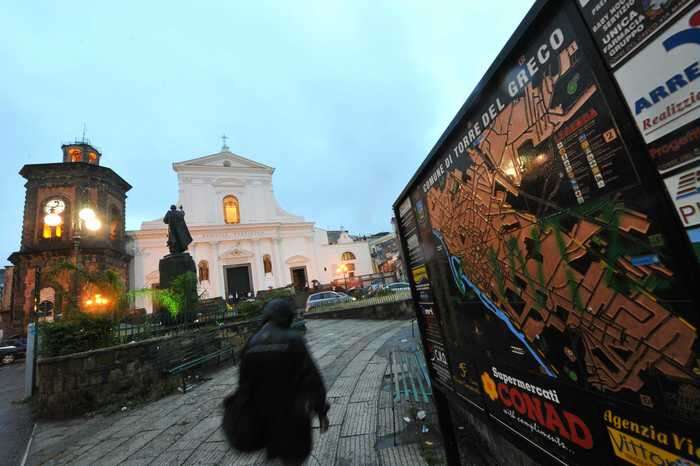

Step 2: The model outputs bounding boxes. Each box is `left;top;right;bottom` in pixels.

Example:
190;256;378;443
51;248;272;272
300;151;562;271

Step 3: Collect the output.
158;253;197;324
158;252;196;290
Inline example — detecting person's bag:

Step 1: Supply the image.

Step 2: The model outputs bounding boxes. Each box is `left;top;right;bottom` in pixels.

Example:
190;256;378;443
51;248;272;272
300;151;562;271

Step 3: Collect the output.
221;384;265;452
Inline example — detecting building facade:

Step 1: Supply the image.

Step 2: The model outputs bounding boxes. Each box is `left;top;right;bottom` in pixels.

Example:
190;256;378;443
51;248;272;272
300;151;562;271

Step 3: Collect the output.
128;147;372;311
7;143;132;331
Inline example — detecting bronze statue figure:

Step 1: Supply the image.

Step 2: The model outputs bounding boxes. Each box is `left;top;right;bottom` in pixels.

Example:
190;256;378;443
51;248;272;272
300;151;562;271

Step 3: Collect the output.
163;205;193;254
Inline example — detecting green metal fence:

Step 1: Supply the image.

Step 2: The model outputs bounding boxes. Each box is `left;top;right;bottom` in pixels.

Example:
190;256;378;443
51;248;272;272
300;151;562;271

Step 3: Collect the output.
307;290;411;313
113;308;241;344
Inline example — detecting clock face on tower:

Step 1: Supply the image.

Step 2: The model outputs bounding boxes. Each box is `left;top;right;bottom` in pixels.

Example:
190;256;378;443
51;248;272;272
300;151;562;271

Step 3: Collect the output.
44;199;66;214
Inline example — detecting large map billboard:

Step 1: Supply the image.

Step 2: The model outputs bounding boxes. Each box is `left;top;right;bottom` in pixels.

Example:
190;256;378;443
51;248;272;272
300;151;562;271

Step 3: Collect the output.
394;2;700;465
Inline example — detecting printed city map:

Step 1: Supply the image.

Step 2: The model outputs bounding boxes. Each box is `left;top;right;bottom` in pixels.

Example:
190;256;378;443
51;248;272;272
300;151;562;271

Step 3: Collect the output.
418;15;700;419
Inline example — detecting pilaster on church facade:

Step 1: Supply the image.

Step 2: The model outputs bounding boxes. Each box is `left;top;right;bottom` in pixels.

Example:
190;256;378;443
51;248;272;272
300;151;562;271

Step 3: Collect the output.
127;146;372;312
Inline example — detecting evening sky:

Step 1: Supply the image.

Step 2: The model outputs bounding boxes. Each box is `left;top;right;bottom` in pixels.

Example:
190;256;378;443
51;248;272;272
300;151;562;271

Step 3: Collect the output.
1;1;534;264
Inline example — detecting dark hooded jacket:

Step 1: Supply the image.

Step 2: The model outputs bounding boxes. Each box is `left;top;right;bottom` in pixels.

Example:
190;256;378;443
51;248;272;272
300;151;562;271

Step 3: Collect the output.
223;299;328;462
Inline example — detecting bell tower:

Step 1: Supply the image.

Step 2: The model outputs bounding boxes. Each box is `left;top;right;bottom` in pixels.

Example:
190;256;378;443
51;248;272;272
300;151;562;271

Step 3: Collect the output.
7;142;132;332
62;143;102;165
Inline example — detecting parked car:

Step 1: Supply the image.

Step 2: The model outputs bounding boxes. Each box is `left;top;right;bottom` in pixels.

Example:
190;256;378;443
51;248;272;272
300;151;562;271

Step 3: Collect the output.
305;291;355;312
385;282;411;292
0;337;27;365
367;279;385;295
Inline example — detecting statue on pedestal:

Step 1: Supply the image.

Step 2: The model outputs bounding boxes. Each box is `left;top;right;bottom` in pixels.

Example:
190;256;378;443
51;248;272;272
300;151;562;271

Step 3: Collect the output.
163;205;193;254
159;205;197;324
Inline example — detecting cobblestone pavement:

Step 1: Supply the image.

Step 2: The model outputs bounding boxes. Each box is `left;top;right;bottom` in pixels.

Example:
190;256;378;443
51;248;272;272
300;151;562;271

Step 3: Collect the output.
27;319;440;466
0;362;33;466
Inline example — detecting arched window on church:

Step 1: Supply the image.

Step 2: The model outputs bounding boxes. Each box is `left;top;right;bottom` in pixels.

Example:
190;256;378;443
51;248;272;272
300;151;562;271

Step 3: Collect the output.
39;286;56;321
109;206;121;241
341;251;356;278
263;255;272;274
198;260;210;282
223;195;240;224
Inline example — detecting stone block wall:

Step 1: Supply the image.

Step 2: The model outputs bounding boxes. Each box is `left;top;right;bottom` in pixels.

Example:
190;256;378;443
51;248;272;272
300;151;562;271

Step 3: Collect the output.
35;318;260;419
36;335;180;419
304;299;415;320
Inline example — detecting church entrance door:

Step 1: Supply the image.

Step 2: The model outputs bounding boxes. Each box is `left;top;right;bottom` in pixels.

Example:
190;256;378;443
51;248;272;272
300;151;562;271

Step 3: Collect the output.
225;264;252;299
290;266;308;291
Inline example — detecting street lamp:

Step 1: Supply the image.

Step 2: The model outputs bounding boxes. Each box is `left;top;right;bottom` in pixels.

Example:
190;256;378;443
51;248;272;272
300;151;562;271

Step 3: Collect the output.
84;293;110;311
79;207;101;232
336;263;348;290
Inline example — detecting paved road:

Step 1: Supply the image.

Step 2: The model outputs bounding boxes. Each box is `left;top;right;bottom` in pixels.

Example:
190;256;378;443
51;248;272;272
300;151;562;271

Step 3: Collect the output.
27;319;443;465
0;362;34;466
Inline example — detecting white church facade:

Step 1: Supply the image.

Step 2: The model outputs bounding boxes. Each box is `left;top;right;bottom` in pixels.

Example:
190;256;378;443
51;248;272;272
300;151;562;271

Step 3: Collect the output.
127;146;372;311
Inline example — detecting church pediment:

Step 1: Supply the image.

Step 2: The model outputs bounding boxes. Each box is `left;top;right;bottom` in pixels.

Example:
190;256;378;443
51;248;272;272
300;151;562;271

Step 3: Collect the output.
219;247;254;260
174;149;274;173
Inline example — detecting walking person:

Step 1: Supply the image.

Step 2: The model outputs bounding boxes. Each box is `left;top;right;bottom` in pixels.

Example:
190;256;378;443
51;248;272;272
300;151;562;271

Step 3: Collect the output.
223;298;330;465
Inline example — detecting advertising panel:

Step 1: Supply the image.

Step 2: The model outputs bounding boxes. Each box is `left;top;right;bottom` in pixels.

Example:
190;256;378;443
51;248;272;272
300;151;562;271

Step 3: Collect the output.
688;224;700;259
394;2;700;464
614;4;700;149
481;365;607;465
397;197;454;391
663;162;700;227
577;0;693;68
601;402;700;466
647;118;700;174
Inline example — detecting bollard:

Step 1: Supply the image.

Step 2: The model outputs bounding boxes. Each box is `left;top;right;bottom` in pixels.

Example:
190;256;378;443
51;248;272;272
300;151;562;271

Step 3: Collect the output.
24;323;36;399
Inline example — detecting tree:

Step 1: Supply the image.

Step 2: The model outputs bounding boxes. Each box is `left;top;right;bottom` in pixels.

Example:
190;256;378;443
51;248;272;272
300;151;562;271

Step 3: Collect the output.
44;261;129;320
129;271;200;324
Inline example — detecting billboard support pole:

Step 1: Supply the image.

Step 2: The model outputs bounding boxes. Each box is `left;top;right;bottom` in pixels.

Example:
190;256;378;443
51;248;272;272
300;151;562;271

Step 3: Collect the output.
434;389;461;466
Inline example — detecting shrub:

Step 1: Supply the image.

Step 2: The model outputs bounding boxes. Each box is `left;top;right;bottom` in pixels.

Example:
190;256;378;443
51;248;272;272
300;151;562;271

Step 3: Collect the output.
257;286;294;302
237;300;264;319
39;314;116;357
129;271;200;325
375;288;394;298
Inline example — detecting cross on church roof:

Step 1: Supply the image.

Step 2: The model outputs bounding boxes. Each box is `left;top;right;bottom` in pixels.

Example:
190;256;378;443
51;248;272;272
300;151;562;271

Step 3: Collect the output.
221;134;230;151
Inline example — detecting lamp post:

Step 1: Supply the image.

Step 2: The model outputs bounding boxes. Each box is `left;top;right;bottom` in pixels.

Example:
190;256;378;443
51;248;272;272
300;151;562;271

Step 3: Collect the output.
74;199;102;315
336;263;348;290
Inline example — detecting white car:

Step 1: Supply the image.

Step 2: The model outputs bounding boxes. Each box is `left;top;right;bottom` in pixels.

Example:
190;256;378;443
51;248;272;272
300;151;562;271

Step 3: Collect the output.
305;291;354;312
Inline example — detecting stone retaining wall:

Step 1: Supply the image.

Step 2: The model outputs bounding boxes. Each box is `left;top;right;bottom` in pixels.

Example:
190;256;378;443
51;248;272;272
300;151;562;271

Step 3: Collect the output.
304;298;415;320
36;320;259;419
36;335;178;419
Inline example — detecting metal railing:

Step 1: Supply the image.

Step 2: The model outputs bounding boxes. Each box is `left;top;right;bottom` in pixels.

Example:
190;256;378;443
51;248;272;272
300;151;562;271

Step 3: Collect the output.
307;290;411;312
113;308;241;344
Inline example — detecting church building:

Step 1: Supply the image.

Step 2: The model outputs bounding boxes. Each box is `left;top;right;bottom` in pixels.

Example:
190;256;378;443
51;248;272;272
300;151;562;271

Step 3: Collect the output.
127;144;372;310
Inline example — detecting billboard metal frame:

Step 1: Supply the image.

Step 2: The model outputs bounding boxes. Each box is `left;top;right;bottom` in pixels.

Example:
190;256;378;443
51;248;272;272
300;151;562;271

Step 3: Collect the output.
393;1;700;464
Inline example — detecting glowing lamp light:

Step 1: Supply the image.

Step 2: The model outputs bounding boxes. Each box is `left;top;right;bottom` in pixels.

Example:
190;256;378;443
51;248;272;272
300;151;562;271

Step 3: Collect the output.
85;217;102;232
44;212;62;227
79;207;96;221
85;293;110;307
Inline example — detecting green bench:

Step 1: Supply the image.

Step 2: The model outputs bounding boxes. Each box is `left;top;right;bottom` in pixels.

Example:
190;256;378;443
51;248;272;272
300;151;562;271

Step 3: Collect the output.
162;328;235;393
390;350;432;403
